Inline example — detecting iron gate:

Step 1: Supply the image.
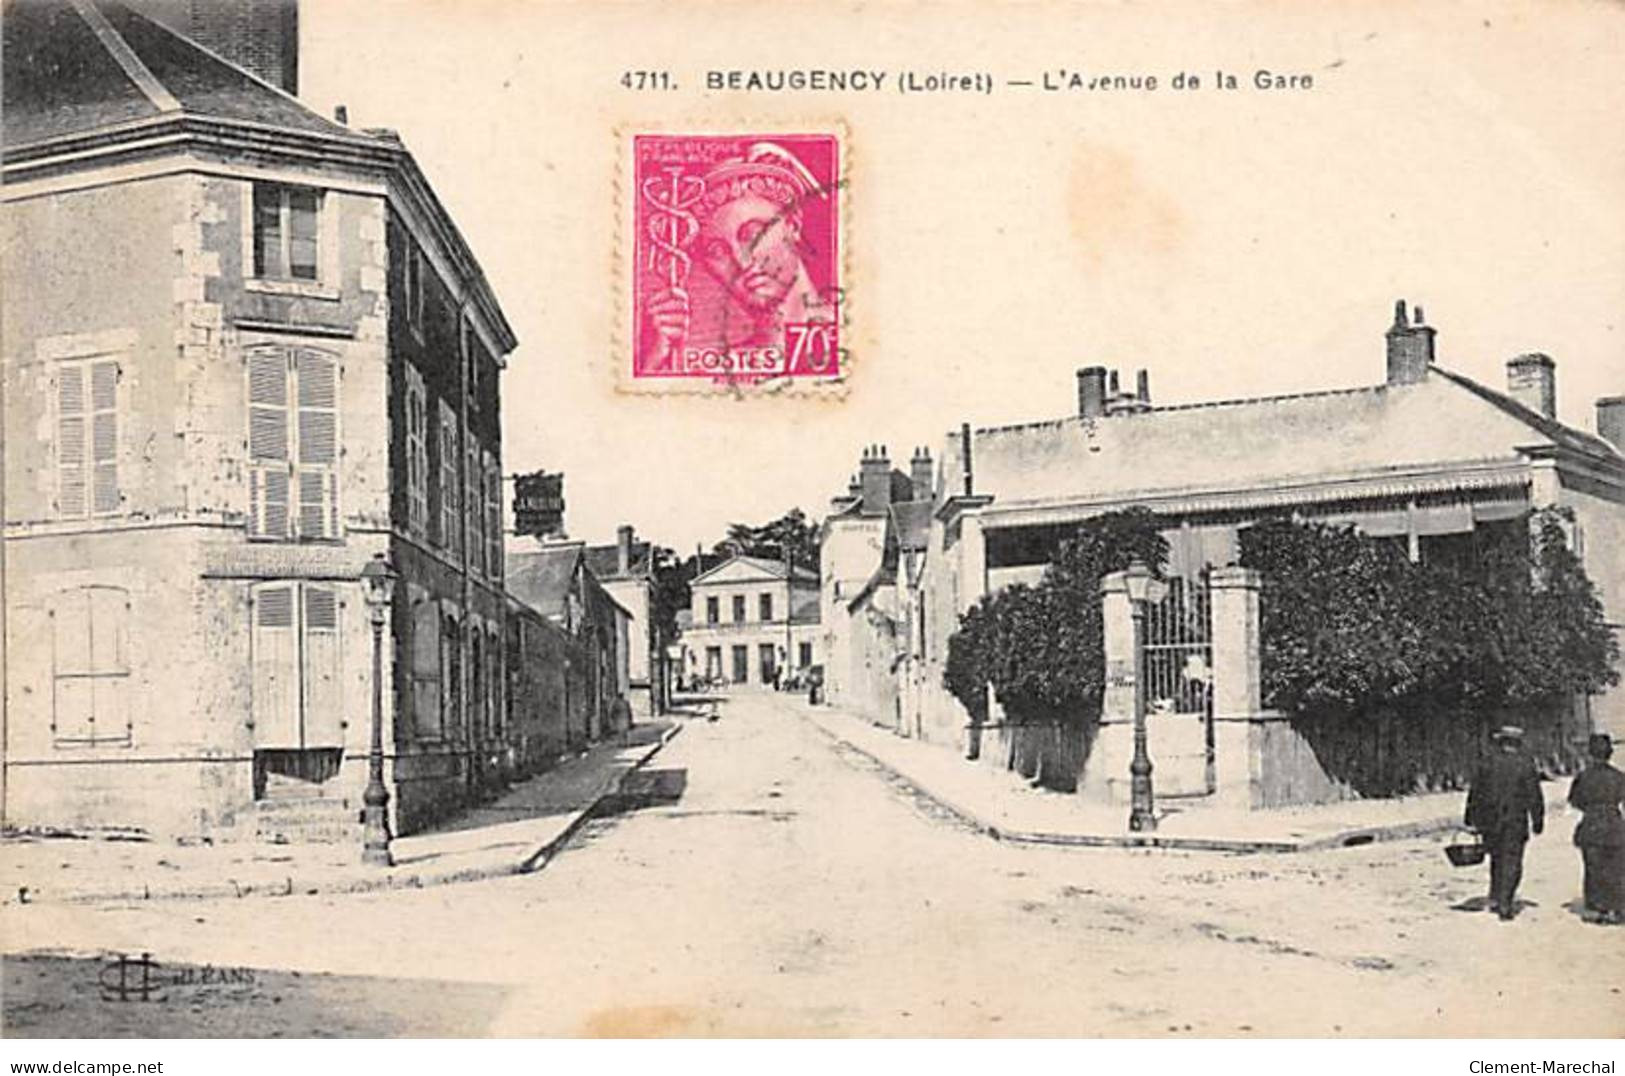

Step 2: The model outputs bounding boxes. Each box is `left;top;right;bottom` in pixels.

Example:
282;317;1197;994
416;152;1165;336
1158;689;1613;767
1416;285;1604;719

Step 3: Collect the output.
1141;571;1215;797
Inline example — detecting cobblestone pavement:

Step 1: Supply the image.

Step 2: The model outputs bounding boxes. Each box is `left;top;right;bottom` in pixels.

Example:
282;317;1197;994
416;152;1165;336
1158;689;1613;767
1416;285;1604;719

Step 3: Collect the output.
4;690;1620;1037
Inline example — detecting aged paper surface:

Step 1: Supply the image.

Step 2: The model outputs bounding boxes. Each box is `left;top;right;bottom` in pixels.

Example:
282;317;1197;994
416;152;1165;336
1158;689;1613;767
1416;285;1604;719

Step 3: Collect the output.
3;0;1623;1047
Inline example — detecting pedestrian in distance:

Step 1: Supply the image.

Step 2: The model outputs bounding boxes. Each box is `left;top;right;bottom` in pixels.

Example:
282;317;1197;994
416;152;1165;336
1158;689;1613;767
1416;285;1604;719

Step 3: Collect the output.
1567;733;1625;925
1465;725;1545;921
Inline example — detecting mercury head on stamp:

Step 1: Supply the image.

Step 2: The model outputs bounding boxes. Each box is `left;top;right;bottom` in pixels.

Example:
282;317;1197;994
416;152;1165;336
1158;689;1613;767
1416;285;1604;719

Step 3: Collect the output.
635;134;840;382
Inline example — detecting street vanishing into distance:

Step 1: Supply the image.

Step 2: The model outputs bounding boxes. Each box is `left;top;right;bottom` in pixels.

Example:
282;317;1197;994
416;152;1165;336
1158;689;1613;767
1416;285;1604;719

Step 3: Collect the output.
4;690;1620;1038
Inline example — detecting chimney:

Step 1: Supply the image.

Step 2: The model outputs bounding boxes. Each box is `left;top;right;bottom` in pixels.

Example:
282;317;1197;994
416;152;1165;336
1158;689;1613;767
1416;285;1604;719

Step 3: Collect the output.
1136;369;1151;406
1597;396;1625;453
1105;368;1140;415
616;524;634;575
860;445;892;515
1385;299;1436;385
909;447;934;502
128;0;301;93
333;104;348;125
960;423;975;495
1506;354;1556;419
1077;367;1107;418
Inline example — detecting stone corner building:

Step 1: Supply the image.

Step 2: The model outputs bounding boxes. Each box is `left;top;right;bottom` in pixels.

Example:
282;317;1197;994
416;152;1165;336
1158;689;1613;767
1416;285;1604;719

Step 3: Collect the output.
2;0;522;838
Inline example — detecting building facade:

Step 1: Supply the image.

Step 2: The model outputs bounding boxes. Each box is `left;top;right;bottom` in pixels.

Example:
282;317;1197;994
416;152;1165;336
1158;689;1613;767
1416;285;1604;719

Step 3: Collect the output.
832;303;1625;802
2;0;520;837
679;555;821;688
584;525;669;717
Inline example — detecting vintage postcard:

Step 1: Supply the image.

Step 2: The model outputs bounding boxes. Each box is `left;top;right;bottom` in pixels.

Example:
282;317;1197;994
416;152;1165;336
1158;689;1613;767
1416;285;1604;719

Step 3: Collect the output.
2;0;1623;1059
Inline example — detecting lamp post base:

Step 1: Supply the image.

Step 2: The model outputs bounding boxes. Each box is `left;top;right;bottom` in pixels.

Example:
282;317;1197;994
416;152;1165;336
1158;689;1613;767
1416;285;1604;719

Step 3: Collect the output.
361;803;393;867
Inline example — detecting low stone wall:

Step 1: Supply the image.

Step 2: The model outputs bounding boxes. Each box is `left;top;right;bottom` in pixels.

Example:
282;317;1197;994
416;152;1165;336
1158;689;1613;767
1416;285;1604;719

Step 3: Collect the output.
973;720;1094;793
1249;699;1591;808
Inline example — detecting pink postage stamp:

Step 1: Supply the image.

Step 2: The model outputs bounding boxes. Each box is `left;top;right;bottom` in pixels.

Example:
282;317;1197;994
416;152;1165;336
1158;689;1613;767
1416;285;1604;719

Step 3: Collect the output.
630;133;841;385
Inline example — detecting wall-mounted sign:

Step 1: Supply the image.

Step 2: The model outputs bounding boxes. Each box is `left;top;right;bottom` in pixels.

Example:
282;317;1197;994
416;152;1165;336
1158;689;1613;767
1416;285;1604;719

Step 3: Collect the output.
514;470;565;538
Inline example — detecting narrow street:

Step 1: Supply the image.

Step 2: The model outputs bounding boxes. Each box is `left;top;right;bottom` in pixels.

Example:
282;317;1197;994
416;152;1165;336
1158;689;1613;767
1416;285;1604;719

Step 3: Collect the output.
4;690;1620;1037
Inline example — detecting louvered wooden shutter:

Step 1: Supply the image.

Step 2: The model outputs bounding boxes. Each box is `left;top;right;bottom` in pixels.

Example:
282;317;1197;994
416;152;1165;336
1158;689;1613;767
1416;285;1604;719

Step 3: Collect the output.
247;351;291;539
466;440;482;575
295;350;338;540
484;455;501;579
251;584;299;746
412;597;442;737
90;360;119;514
301;584;344;747
57;364;87;517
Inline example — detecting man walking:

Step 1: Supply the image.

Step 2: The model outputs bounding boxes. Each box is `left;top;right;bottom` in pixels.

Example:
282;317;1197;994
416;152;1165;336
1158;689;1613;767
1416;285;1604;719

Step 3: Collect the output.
1466;726;1546;920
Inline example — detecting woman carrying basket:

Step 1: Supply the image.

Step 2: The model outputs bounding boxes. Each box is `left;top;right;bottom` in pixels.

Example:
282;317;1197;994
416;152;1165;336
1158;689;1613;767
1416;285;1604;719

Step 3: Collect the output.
1568;733;1625;925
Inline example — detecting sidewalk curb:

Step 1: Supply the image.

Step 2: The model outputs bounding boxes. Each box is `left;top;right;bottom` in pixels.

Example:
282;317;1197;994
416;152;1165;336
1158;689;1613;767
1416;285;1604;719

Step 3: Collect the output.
9;724;683;907
806;707;1471;856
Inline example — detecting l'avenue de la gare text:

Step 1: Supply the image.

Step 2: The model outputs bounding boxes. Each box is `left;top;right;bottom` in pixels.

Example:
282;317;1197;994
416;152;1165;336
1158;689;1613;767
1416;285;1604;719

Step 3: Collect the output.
700;68;1316;94
1469;1062;1616;1074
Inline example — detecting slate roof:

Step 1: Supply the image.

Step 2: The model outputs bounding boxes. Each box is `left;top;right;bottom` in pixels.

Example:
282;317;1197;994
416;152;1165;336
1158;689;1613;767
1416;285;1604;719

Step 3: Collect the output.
2;0;350;149
583;540;654;581
790;590;821;625
504;545;583;621
935;365;1624;519
889;501;933;552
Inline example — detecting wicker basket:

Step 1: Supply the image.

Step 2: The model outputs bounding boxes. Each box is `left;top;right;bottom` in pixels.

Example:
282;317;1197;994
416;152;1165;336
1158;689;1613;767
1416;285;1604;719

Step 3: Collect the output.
1445;831;1486;867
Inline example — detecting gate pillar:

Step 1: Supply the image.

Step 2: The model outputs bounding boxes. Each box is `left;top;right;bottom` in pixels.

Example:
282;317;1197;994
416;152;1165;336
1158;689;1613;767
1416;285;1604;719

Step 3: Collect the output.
1079;571;1138;803
1209;566;1262;807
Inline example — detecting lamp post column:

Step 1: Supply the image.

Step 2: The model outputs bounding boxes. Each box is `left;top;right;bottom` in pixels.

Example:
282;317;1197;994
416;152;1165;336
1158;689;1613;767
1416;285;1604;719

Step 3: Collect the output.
362;576;394;867
1128;589;1157;832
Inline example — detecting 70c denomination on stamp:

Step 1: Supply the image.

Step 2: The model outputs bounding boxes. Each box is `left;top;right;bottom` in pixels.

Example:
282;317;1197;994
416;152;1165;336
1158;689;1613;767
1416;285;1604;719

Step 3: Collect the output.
626;132;842;390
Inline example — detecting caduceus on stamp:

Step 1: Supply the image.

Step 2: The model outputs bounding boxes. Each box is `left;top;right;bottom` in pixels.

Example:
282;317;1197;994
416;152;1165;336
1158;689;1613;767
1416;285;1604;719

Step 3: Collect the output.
632;133;840;384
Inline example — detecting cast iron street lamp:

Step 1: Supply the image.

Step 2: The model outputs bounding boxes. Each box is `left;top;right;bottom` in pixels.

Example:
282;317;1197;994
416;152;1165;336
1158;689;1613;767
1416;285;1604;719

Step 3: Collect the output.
360;553;398;867
1123;559;1167;833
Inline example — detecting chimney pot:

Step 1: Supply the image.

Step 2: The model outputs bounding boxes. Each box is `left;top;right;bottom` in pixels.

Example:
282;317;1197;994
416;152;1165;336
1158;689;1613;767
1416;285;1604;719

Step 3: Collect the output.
961;422;974;496
1136;369;1150;404
334;104;348;125
1506;353;1557;420
1385;298;1435;385
616;524;634;575
909;445;934;502
1077;366;1107;418
859;443;893;514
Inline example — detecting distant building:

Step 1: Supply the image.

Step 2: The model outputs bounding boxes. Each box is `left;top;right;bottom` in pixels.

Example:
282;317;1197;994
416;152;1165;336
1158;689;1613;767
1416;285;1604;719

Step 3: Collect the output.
819;445;933;711
584;525;669;717
680;555;821;688
505;540;633;742
2;0;520;837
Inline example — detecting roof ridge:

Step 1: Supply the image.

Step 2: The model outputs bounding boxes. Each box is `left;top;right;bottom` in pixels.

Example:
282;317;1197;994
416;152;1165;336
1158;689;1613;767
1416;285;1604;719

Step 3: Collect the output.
972;383;1386;437
70;0;178;113
100;0;349;138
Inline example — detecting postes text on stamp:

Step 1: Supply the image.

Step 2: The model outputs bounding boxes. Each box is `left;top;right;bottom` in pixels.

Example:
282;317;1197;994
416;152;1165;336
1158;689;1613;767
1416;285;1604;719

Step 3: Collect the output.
632;133;840;385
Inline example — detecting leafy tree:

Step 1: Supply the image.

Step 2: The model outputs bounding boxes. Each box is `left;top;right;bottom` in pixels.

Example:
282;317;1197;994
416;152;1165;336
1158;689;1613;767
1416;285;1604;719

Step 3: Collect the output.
715;507;821;569
944;508;1167;726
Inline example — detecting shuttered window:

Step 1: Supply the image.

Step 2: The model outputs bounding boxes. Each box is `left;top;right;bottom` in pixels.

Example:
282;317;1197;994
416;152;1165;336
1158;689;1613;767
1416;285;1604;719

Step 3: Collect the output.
466;437;484;577
411;595;442;738
437;400;461;559
247;348;340;541
484;453;502;580
51;586;132;746
405;366;429;537
56;358;120;519
251;581;345;750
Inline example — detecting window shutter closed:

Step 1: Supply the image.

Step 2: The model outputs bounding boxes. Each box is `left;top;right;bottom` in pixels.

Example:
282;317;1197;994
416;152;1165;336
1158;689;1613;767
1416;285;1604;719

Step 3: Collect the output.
301;584;343;747
295;351;338;539
57;364;87;517
247;351;291;539
90;360;119;514
412;598;442;737
52;591;94;740
251;584;299;747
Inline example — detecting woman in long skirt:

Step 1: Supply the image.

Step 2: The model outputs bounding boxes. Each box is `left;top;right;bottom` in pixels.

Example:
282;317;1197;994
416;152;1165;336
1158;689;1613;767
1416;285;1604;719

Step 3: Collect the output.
1568;733;1625;924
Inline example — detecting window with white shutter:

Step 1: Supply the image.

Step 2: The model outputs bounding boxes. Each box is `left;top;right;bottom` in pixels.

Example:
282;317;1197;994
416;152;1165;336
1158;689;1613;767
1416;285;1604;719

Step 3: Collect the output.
300;584;344;747
484;453;502;580
50;586;132;746
56;357;120;519
247;348;340;541
405;366;428;537
252;581;345;749
438;400;461;559
295;350;339;540
467;436;484;577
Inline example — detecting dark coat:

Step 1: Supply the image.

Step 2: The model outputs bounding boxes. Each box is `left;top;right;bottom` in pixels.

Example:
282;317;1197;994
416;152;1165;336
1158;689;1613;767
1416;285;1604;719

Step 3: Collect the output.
1466;751;1545;843
1568;763;1625;849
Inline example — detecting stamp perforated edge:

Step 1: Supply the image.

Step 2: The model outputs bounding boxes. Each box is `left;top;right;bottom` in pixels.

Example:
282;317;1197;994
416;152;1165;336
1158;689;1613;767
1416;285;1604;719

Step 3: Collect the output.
610;117;853;401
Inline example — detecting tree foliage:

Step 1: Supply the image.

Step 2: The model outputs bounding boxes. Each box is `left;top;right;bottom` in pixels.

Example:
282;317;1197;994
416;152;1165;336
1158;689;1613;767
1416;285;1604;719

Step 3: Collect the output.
1238;509;1619;716
943;509;1168;726
715;507;820;569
